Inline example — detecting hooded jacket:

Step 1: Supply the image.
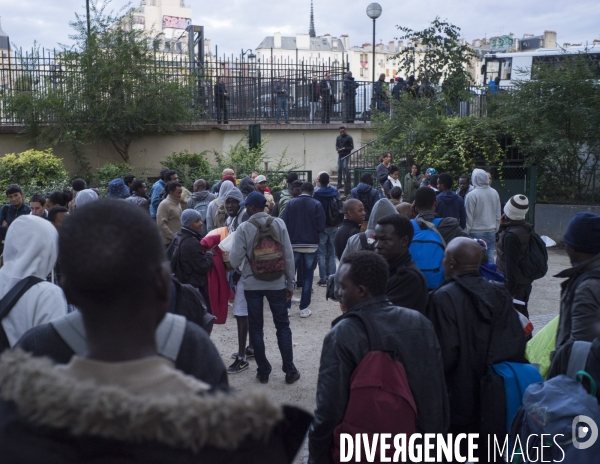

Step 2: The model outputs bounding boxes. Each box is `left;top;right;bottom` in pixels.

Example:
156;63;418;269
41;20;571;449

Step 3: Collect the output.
464;169;501;234
74;189;98;209
350;183;379;221
187;190;216;211
436;190;467;229
0;349;312;463
308;296;449;463
239;177;256;198
206;181;234;232
425;274;526;426
150;179;166;218
125;193;150;210
0;216;67;347
496;220;534;296
415;211;468;245
313;185;340;226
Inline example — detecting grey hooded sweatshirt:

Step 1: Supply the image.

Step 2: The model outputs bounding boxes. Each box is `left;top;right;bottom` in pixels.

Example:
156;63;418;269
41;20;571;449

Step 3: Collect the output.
464;169;501;234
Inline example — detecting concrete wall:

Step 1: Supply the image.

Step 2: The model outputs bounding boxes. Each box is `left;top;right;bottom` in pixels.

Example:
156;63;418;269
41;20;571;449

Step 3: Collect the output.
0;124;372;177
535;204;600;243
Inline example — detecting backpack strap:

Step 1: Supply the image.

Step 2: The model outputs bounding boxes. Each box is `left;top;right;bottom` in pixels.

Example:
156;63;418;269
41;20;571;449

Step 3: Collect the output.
51;311;88;355
358;232;368;250
343;311;382;352
0;276;44;349
567;340;592;380
415;217;446;247
155;313;187;362
248;216;273;232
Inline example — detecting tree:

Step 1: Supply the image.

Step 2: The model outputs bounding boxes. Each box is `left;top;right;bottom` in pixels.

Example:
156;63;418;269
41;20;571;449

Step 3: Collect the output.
3;0;199;165
491;52;600;202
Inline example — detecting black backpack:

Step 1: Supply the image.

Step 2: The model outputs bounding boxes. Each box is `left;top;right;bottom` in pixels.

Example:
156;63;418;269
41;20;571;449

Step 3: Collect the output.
170;278;215;335
516;229;548;280
0;276;44;352
326;195;344;227
358;232;375;251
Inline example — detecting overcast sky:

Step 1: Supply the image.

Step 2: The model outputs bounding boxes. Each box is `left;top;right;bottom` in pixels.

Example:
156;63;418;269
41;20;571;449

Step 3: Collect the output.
2;0;599;56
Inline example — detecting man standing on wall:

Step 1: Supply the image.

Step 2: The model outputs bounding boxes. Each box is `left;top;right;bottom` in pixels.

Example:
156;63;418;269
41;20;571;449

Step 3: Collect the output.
274;77;290;125
214;76;229;124
335;126;354;190
343;71;358;123
319;73;335;124
309;75;320;123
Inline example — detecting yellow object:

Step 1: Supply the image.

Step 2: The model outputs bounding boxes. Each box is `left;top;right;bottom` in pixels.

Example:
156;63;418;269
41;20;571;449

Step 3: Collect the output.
525;315;559;379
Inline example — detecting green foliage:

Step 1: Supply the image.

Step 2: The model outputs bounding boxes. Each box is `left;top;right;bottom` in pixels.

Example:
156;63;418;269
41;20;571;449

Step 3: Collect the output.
2;0;199;163
94;163;134;189
394;17;476;103
161;151;212;190
0;149;70;198
490;53;600;202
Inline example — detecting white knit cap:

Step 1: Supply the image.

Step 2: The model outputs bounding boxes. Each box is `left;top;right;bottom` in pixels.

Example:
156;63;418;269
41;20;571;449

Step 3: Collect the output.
504;195;529;221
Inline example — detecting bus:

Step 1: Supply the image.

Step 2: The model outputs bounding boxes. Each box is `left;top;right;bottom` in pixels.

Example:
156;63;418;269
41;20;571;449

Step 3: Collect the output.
481;47;600;86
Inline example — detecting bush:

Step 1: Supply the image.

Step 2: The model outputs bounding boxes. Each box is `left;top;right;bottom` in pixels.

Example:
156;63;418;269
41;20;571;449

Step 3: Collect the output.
161;151;212;190
0;148;70;199
93;163;135;189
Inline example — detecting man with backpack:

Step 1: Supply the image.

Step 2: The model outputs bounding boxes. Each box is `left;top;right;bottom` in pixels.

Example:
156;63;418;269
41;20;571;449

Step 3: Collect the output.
309;251;448;463
374;214;428;313
425;237;526;460
229;192;300;385
313;172;343;287
277;179;302;218
334;199;365;261
555;212;600;350
496;195;547;318
282;183;326;318
350;172;379;227
205;180;234;232
186;179;216;237
271;172;298;218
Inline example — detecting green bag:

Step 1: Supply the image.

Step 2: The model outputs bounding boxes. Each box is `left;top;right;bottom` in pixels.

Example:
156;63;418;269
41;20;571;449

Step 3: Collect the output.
525;315;559;379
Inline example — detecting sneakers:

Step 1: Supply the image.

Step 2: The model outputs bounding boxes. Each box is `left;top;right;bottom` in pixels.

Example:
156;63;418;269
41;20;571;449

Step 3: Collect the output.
256;373;269;384
317;278;327;287
230;347;255;360
300;308;312;318
291;296;301;303
285;371;301;384
227;358;249;374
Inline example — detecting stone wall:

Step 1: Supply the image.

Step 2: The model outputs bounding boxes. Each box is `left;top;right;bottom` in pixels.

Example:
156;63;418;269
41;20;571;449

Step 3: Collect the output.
535;204;600;243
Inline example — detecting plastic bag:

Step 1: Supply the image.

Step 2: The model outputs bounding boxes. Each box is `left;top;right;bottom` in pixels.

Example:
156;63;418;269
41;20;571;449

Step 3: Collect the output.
525;315;559;379
218;231;236;272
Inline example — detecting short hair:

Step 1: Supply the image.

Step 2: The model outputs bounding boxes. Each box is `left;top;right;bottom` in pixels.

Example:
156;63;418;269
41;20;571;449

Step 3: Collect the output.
72;178;87;192
48;191;67;206
30;193;46;206
300;182;314;194
59;199;164;306
341;251;389;297
159;167;170;179
123;174;136;186
318;172;330;185
360;172;374;185
429;174;439;188
339;126;346;130
163;170;177;182
438;173;453;190
377;214;414;247
48;206;68;223
6;184;23;196
166;181;182;194
131;180;145;192
390;187;403;200
286;172;299;184
389;164;399;175
291;180;303;189
414;187;437;210
458;175;469;182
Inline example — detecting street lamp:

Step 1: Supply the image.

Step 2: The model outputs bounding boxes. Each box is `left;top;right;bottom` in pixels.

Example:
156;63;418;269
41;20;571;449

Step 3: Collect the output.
366;3;382;87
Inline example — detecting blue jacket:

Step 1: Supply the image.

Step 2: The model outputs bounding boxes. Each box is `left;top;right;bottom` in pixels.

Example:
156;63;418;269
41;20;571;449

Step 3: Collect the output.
282;195;326;246
350;183;379;221
0;203;31;236
436;190;467;229
149;179;166;218
313;186;339;224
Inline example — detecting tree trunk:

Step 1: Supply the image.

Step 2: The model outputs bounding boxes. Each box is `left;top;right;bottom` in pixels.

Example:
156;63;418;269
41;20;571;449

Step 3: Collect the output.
111;139;131;163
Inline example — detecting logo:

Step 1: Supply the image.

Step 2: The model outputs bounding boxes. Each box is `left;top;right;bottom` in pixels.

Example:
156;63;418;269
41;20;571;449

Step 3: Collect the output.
573;415;599;450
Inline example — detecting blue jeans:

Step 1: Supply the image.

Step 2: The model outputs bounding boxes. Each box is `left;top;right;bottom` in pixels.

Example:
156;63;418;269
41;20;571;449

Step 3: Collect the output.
244;289;297;377
337;156;349;187
318;227;337;280
287;251;318;310
276;97;289;122
470;231;496;264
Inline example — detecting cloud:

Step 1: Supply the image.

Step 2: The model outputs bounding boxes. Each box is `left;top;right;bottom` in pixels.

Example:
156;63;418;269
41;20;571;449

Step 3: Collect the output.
2;0;599;57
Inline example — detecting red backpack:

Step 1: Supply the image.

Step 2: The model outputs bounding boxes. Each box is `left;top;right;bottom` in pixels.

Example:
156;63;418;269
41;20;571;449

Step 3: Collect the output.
332;311;418;463
248;217;286;281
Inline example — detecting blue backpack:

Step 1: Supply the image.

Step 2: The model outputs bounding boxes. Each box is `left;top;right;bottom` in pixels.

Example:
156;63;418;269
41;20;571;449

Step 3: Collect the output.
409;218;445;289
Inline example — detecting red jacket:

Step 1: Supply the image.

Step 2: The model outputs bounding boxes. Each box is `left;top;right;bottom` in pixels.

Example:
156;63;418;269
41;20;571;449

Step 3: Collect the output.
201;235;233;324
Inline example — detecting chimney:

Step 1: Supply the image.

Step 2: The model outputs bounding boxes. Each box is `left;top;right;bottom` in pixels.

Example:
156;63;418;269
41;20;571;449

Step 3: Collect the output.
543;30;557;48
388;41;396;52
274;32;282;48
297;33;310;50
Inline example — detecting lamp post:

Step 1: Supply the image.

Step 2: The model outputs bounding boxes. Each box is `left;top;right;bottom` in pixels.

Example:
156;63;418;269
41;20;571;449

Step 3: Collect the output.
366;3;382;87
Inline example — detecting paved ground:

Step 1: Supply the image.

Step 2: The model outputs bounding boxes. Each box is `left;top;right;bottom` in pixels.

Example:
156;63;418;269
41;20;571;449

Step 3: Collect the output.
209;247;569;463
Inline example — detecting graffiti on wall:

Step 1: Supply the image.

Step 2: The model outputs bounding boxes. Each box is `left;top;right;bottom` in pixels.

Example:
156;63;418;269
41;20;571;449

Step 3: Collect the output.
162;16;191;30
490;35;515;50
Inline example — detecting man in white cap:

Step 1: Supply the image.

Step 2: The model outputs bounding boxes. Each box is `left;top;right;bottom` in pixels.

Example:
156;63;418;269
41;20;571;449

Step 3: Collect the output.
254;175;275;213
495;194;535;317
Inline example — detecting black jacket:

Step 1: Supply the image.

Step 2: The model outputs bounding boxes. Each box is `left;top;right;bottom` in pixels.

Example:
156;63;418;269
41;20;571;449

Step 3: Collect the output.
496;221;534;296
334;219;361;261
386;252;428;313
425;274;526;426
415;211;468;245
214;82;228;102
319;79;335;102
555;253;600;350
171;227;213;289
0;203;31;236
335;133;354;157
282;195;326;246
342;76;358;97
308;296;449;463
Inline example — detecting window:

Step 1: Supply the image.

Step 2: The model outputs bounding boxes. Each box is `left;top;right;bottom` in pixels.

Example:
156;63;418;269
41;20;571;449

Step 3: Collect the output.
485;58;512;83
360;68;364;77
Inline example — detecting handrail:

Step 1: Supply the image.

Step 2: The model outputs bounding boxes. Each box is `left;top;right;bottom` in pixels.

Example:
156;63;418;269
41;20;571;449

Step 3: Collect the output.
339;139;378;194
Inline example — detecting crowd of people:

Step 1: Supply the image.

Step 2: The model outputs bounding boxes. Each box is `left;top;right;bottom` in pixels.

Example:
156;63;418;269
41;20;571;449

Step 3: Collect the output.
0;156;598;463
